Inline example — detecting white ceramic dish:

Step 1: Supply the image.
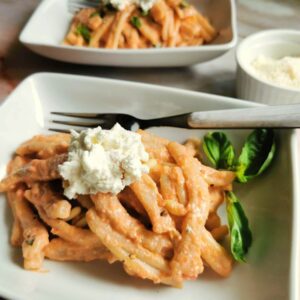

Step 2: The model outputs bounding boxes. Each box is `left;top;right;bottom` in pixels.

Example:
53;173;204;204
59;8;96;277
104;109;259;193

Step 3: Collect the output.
0;73;299;300
19;0;237;67
236;29;300;105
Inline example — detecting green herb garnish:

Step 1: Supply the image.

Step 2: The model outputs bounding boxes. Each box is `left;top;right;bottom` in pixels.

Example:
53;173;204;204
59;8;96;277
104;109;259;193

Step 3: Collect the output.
76;24;91;43
203;129;276;183
130;16;142;29
203;132;235;170
226;191;252;262
202;129;276;262
236;129;276;183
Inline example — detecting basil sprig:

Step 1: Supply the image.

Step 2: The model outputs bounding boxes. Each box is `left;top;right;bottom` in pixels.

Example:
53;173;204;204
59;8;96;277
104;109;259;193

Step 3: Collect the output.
203;132;235;170
226;191;252;262
203;129;275;182
202;129;276;262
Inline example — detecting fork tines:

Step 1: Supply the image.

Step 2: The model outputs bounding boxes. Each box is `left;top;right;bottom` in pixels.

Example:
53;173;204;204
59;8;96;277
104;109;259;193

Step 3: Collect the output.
52;112;100;118
68;0;100;13
50;111;102;133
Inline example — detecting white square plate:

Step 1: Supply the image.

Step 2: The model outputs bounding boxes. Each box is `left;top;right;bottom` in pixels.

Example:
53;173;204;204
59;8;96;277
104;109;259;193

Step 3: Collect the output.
19;0;237;67
0;73;299;300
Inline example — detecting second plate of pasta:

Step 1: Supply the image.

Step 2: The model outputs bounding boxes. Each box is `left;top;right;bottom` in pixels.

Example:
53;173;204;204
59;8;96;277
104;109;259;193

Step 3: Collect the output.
19;0;237;66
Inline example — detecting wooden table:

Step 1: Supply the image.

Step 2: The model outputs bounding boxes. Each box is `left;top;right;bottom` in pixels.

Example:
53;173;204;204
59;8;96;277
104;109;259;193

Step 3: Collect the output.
0;1;299;299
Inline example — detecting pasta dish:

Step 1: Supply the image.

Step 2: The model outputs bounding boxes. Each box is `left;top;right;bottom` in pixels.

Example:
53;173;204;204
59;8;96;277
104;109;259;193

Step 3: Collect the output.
64;0;217;49
0;129;235;287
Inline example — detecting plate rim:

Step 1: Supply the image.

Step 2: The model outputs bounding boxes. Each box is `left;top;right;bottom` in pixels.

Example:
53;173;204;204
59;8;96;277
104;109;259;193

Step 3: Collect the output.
1;72;260;109
290;132;300;300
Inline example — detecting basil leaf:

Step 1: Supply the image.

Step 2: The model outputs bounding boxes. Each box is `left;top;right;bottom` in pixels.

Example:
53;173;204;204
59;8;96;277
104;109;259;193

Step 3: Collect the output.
203;132;235;169
236;129;276;183
130;16;142;29
76;24;91;43
226;191;252;262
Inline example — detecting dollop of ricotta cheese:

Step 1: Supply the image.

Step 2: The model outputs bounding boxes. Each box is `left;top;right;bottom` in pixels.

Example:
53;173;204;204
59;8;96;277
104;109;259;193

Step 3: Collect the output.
251;55;300;89
102;0;156;11
59;124;149;199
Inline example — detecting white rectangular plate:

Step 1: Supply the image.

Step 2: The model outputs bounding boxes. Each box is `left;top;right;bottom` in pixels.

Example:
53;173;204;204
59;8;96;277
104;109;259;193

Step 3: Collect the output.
19;0;237;67
0;73;299;300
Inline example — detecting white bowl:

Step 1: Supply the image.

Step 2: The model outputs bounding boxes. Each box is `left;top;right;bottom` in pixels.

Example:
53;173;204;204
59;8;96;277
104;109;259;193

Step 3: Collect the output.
236;29;300;105
19;0;237;67
0;73;299;300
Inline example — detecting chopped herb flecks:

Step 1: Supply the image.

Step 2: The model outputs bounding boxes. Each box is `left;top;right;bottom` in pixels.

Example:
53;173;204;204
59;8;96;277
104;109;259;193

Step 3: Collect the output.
131;16;142;29
76;24;91;43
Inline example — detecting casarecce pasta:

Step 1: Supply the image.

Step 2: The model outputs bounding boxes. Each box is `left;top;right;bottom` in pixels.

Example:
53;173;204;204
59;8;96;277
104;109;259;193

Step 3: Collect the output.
64;0;217;49
0;129;234;287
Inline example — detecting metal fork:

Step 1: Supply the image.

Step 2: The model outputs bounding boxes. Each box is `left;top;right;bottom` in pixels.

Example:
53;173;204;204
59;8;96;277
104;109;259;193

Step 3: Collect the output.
68;0;100;14
50;112;190;132
49;103;300;132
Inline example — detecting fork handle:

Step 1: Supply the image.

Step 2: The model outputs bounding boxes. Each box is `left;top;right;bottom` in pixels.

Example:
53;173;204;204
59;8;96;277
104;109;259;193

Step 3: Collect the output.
188;103;300;128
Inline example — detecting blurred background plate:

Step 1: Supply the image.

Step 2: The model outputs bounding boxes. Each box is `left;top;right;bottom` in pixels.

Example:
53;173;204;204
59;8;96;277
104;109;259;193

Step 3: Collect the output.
19;0;237;67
